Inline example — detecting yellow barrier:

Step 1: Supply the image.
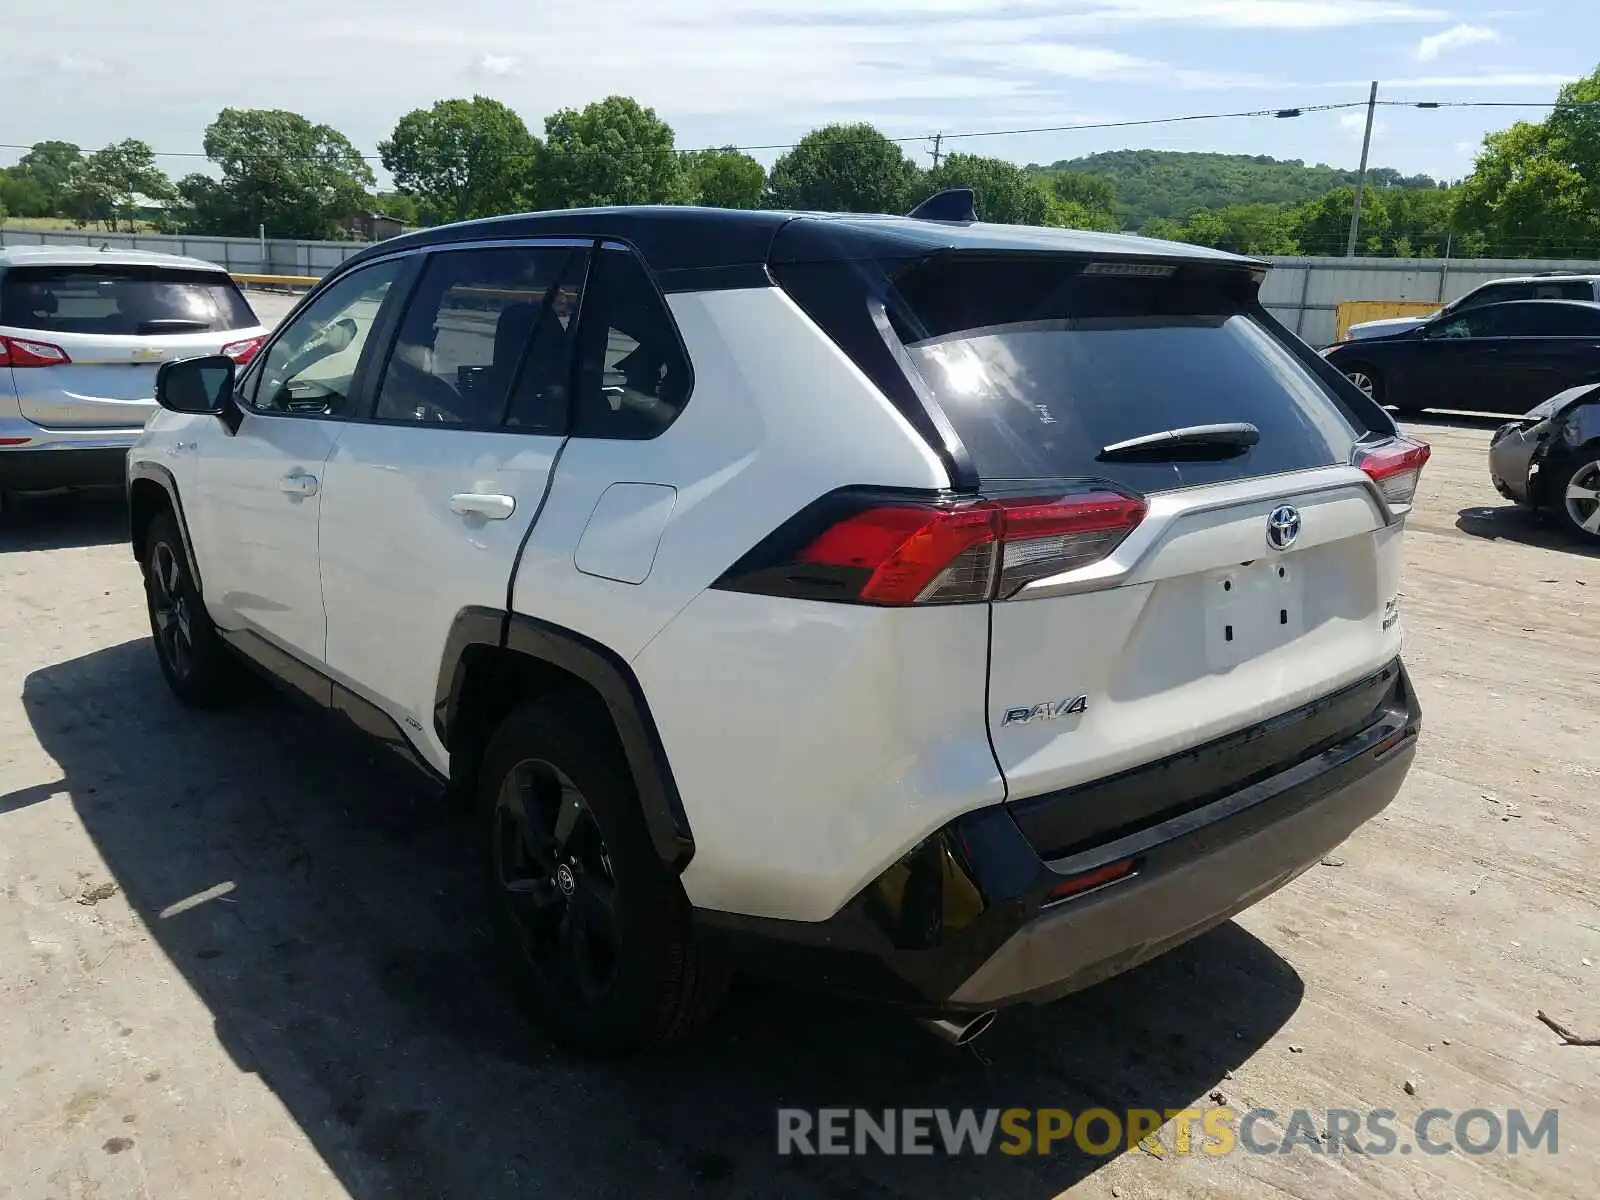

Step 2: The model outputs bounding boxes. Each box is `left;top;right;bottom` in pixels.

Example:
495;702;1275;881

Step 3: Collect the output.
231;272;320;287
1334;299;1440;342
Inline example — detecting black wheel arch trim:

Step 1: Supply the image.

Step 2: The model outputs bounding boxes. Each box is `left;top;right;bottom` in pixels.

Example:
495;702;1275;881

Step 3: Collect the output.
434;606;695;872
126;461;205;598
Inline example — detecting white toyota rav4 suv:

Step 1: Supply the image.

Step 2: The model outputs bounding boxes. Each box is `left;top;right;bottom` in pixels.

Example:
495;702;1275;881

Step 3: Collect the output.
128;199;1427;1057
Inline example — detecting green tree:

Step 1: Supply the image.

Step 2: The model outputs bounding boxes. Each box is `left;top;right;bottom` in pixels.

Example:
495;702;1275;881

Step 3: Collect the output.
1177;203;1301;254
921;153;1050;225
64;140;172;232
1453;65;1600;257
768;123;922;213
9;141;82;214
379;96;536;223
371;191;422;226
1044;172;1117;218
528;96;684;210
184;108;374;239
1381;186;1454;257
1041;172;1120;232
1141;216;1191;243
1030;149;1439;230
682;147;767;209
0;169;52;219
1290;186;1392;256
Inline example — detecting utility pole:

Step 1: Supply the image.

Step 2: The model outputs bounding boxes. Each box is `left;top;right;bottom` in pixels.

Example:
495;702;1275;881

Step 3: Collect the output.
1346;81;1379;257
929;132;944;170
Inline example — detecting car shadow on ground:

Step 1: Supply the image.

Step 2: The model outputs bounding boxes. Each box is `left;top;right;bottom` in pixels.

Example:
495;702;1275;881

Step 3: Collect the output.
0;489;128;553
1455;504;1600;557
18;639;1306;1200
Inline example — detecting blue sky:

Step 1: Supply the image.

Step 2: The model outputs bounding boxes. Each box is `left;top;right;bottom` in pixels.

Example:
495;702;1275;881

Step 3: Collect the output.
3;1;1593;186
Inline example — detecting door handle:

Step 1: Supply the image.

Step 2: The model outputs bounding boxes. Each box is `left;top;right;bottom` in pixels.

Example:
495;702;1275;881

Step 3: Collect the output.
450;492;516;520
278;471;319;497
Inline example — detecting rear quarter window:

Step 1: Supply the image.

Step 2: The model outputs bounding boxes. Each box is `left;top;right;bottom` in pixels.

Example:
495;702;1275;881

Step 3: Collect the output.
884;255;1364;492
0;265;257;336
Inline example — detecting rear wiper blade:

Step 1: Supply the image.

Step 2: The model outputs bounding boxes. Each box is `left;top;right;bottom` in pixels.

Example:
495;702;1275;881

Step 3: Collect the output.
1097;422;1261;463
135;318;211;334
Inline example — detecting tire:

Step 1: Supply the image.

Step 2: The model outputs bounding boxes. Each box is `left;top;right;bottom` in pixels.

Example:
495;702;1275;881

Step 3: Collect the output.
1552;450;1600;545
478;702;727;1057
143;511;240;706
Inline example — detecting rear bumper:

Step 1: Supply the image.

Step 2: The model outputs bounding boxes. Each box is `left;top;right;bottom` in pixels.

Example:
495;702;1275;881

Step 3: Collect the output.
0;444;130;490
698;660;1420;1014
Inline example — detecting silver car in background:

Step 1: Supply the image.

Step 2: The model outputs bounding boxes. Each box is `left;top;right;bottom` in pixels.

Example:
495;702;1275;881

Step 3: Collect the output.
1489;381;1600;545
0;246;266;504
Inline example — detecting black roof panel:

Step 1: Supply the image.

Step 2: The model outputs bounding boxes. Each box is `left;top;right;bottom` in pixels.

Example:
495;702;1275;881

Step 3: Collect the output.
336;205;1255;287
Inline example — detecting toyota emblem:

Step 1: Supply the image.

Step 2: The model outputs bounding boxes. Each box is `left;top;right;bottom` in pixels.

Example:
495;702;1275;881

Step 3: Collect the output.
1266;505;1301;552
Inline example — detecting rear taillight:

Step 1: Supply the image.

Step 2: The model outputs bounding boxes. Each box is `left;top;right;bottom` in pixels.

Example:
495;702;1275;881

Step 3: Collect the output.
1355;436;1431;510
720;489;1147;606
221;336;264;366
0;335;71;368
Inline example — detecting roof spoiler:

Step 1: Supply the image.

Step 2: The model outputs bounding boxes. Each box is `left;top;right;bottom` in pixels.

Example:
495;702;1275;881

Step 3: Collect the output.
907;188;978;224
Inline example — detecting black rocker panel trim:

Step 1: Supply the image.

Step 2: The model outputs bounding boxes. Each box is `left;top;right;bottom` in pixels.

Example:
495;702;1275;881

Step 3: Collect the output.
217;627;447;788
433;606;695;872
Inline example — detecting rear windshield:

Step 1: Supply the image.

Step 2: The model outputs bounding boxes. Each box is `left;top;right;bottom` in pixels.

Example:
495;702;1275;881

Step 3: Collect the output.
885;256;1363;491
0;265;257;336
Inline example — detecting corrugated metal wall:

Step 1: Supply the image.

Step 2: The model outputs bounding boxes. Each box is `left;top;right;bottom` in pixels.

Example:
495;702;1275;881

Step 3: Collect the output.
4;226;1597;347
0;228;366;280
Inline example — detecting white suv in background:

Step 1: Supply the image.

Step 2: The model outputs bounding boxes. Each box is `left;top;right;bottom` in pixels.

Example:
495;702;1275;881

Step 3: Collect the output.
127;201;1427;1057
0;246;265;507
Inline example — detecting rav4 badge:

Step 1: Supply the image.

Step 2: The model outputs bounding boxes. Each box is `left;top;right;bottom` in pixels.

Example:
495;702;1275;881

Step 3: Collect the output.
1002;696;1089;727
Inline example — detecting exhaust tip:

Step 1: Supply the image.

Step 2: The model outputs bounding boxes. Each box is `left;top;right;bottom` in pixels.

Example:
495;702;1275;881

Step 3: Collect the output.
918;1010;998;1047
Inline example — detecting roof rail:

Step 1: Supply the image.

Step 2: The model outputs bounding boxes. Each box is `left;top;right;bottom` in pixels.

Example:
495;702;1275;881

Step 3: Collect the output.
907;188;978;224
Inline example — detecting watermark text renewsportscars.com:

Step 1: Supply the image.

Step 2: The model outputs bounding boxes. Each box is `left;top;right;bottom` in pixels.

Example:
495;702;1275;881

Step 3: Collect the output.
776;1106;1559;1158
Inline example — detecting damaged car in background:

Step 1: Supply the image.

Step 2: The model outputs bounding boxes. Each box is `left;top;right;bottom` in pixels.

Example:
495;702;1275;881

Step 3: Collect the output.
1489;382;1600;544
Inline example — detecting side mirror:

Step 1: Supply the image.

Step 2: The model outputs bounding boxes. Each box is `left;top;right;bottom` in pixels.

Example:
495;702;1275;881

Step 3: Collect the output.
156;354;235;416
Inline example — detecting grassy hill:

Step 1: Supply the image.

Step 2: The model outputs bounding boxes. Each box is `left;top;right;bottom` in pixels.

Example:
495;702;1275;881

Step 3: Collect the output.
1030;149;1442;232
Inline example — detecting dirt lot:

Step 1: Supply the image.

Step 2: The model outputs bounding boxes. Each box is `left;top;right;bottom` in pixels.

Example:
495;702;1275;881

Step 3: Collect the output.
1;417;1596;1200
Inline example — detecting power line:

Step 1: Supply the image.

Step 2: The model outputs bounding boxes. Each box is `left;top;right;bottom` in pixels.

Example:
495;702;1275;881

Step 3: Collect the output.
4;95;1597;166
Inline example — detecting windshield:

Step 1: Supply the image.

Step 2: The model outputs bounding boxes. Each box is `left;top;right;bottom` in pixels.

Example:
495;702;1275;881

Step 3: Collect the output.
0;265;257;335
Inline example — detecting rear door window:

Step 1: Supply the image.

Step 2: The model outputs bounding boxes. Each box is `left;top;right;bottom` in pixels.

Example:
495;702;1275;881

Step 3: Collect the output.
1532;281;1595;301
1525;304;1600;336
372;244;586;428
1457;283;1529;310
570;246;693;440
884;256;1362;492
0;265;257;335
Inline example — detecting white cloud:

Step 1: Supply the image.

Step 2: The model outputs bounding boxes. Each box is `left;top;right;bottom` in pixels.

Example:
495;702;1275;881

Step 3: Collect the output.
0;0;1514;176
1414;23;1500;62
472;53;518;77
1376;72;1576;88
1338;110;1389;140
1084;0;1446;29
54;54;111;75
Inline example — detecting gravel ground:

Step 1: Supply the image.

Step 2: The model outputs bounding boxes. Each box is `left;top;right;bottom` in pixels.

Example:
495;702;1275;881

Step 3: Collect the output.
0;416;1596;1200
